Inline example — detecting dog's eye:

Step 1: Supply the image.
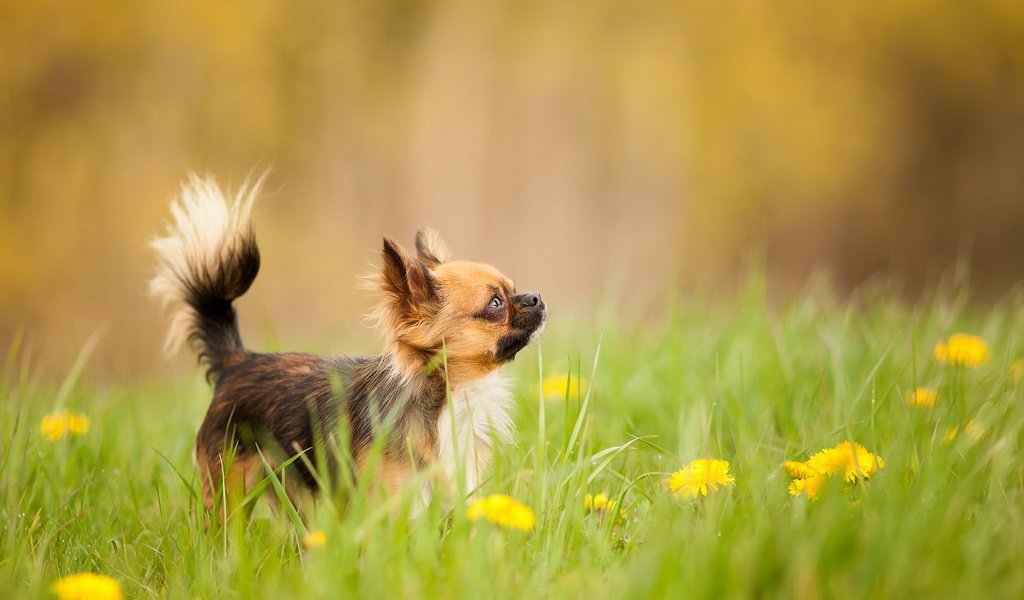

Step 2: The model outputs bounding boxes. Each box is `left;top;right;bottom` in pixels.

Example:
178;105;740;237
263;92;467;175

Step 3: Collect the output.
488;295;503;309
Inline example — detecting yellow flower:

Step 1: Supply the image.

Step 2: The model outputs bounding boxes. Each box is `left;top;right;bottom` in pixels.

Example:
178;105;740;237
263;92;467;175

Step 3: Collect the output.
51;573;122;600
67;414;89;434
805;441;884;483
584;492;629;521
787;475;828;500
944;420;987;443
466;494;536;532
584;492;617;512
906;387;937;407
40;410;90;441
1010;359;1024;384
541;374;588;400
934;334;990;367
303;530;326;549
784;461;817;479
786;441;884;500
666;459;735;499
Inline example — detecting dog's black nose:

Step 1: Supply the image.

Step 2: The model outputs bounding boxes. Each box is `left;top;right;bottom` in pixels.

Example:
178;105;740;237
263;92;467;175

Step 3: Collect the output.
521;292;542;308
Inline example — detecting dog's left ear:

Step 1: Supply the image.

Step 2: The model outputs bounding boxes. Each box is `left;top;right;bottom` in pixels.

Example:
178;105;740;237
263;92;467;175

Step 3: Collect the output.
415;227;451;268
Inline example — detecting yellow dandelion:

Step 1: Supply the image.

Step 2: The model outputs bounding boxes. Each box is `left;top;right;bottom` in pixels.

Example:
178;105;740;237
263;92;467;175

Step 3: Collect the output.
466;494;536;532
68;414;90;434
906;387;937;407
805;441;884;483
786;441;884;500
1010;359;1024;384
541;374;588;400
784;461;818;480
934;333;990;367
40;410;90;441
584;492;629;521
803;447;848;479
584;492;618;512
965;421;987;438
944;420;987;444
943;426;958;443
787;475;828;500
51;573;122;600
583;492;605;511
666;459;735;499
303;530;326;549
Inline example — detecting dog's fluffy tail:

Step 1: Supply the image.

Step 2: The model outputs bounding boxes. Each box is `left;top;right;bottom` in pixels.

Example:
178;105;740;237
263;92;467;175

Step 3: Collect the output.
150;174;263;381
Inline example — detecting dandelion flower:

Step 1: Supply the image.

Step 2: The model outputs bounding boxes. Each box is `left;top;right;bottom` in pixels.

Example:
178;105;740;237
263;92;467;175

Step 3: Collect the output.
584;492;619;512
1010;359;1024;384
51;573;122;600
802;447;848;479
787;475;828;500
786;441;884;499
541;374;588;400
466;494;536;532
303;530;326;549
667;459;735;499
805;441;884;483
584;493;608;511
784;461;817;480
40;410;90;441
934;334;990;367
67;414;89;434
944;420;986;444
584;492;629;521
906;387;937;407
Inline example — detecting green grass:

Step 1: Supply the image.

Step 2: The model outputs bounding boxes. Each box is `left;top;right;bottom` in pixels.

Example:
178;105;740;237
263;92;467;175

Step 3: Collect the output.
3;279;1024;598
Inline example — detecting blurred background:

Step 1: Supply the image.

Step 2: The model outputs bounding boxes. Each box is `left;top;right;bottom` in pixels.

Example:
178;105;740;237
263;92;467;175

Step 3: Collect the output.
2;0;1023;379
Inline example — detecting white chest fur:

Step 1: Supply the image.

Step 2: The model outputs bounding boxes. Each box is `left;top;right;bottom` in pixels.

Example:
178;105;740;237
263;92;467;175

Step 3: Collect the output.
434;371;514;495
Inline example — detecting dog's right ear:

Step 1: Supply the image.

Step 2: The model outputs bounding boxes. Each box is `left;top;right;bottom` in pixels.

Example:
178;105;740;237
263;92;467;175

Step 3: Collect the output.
381;237;436;313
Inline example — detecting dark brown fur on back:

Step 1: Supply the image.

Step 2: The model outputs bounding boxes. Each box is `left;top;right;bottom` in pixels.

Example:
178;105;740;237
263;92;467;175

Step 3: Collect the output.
197;351;448;496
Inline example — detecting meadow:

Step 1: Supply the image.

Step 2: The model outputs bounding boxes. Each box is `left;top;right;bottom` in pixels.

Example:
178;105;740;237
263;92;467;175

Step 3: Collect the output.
3;276;1023;599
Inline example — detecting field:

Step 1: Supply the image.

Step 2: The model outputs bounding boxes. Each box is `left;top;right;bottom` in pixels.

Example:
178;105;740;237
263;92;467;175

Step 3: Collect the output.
3;278;1024;599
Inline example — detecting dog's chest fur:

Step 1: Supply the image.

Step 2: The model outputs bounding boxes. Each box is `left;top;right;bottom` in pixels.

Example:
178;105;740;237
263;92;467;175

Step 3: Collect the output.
434;371;513;492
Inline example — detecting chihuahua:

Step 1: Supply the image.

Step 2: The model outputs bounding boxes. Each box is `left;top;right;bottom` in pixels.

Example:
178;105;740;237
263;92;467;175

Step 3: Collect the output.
150;175;545;519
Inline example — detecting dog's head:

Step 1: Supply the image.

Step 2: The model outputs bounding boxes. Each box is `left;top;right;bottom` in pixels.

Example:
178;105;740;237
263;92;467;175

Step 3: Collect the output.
371;228;545;383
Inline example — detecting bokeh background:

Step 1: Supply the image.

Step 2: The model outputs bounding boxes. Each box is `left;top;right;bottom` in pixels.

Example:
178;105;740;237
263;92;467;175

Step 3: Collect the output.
2;0;1023;379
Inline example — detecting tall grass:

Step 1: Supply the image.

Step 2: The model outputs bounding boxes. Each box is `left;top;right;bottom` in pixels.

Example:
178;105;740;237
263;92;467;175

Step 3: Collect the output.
2;280;1023;598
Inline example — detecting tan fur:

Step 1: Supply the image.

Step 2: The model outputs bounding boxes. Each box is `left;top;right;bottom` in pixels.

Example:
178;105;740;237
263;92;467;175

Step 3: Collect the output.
196;448;263;523
197;445;315;523
355;448;414;496
369;258;521;384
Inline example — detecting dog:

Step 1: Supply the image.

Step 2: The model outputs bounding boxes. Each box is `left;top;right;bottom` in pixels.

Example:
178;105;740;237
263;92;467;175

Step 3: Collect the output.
150;175;545;520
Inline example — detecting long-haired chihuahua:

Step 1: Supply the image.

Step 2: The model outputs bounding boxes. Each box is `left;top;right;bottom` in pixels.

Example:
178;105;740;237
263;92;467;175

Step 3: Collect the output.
150;175;545;520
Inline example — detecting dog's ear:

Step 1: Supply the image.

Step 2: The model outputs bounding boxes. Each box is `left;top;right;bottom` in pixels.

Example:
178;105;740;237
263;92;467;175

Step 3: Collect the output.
381;237;436;310
414;227;451;268
381;237;410;299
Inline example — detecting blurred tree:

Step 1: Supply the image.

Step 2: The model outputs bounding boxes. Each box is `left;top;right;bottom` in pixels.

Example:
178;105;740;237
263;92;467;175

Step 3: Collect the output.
1;0;1022;377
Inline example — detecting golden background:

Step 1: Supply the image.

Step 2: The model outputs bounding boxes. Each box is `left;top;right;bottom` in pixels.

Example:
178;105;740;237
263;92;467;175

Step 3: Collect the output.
2;0;1023;378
